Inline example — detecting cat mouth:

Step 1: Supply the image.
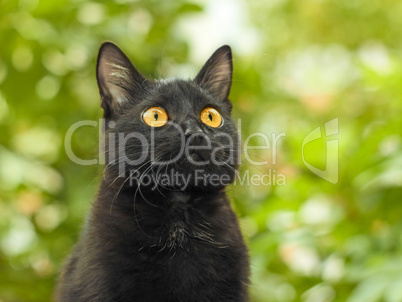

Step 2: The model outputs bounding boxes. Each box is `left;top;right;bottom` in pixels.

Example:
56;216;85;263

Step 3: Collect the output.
188;151;204;161
185;150;211;165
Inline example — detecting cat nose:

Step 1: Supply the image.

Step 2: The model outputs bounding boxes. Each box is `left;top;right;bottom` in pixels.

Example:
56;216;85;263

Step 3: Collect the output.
182;119;203;137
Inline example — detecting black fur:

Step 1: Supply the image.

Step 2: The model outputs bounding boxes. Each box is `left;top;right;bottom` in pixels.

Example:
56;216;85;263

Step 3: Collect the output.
56;42;249;302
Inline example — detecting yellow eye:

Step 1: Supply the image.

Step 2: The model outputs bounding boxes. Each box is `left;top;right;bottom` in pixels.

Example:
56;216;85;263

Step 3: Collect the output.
143;107;168;127
200;107;222;128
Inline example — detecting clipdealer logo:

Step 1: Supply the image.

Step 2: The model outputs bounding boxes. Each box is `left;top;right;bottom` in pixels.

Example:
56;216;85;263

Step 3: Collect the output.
64;118;340;185
302;118;339;184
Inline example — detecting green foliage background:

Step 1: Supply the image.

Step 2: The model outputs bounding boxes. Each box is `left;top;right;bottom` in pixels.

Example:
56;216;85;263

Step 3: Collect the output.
1;0;402;301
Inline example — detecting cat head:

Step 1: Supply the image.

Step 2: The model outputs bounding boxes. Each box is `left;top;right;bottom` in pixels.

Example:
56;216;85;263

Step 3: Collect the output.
96;42;239;191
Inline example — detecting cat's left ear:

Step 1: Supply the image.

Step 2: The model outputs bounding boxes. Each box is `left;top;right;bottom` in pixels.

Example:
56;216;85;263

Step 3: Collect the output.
96;42;145;118
194;45;233;101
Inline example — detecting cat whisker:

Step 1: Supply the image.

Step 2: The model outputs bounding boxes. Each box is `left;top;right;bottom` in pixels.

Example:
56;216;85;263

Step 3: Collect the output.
135;163;160;208
109;158;154;214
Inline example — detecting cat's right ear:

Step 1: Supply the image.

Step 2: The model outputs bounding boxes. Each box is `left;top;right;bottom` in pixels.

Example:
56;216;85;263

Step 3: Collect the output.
194;45;233;101
96;42;145;118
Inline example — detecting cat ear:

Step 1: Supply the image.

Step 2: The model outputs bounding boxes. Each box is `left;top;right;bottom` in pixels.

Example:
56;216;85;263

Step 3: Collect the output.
96;42;145;117
194;45;233;101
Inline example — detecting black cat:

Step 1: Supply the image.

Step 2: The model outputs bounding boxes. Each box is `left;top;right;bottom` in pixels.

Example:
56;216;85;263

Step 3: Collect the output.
56;42;250;302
